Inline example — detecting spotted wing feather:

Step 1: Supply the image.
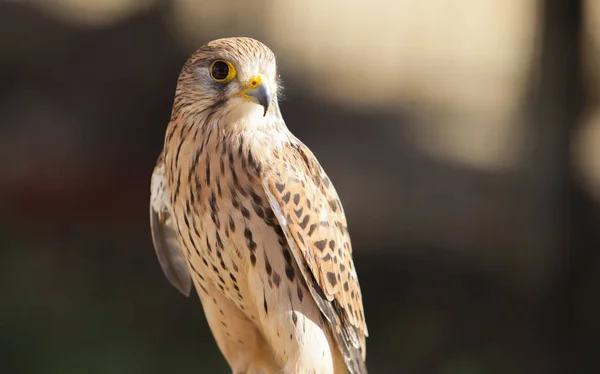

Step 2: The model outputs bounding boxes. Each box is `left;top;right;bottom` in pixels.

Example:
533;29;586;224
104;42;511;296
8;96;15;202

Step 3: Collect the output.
261;141;368;373
150;154;192;297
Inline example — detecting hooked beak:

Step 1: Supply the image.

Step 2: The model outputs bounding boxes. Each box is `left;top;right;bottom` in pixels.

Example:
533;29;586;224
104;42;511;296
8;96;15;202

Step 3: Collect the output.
241;75;271;116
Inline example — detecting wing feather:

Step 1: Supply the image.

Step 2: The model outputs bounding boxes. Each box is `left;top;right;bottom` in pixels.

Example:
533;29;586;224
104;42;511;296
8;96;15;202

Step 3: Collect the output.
150;155;192;297
261;141;368;372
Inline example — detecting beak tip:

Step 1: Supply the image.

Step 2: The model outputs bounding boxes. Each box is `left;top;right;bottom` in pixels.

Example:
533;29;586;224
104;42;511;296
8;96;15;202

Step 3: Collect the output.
245;82;271;117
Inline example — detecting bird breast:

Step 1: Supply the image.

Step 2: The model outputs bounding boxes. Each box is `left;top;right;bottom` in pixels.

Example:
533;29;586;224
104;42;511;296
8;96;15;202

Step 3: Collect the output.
169;129;283;321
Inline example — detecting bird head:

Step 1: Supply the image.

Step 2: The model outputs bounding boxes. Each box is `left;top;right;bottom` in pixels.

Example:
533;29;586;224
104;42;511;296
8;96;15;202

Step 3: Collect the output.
176;37;281;121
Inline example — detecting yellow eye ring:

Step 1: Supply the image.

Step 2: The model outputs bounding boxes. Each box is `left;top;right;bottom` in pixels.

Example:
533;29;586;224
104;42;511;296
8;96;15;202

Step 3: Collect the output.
210;60;236;83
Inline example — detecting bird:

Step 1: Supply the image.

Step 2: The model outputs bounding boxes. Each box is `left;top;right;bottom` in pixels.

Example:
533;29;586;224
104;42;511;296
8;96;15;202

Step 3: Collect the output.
150;37;368;374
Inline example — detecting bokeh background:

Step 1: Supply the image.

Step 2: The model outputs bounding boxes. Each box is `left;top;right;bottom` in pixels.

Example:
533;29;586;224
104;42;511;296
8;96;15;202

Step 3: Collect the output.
0;0;596;373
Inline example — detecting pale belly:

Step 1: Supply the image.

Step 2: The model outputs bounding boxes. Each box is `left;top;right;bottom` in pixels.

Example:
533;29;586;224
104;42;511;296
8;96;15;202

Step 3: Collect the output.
176;191;344;373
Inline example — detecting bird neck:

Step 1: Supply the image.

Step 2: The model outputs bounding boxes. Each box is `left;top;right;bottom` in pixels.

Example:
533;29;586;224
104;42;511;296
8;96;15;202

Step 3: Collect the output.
163;105;292;180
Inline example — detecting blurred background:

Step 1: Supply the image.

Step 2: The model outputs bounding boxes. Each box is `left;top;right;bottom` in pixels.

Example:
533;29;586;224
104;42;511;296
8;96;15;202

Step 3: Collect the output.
0;0;595;373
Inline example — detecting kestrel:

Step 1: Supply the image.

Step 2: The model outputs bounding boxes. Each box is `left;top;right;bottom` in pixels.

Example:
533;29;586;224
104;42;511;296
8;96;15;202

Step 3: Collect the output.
150;37;368;374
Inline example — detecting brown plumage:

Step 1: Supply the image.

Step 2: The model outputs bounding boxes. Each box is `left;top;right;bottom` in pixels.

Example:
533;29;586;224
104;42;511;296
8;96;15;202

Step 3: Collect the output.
150;37;368;374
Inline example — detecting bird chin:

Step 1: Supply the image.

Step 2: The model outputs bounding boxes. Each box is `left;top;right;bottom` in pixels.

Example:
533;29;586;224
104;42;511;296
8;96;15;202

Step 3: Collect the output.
226;100;267;125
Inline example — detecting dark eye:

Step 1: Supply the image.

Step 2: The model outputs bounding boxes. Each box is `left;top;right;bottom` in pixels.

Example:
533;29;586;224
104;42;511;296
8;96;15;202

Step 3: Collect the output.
210;60;236;82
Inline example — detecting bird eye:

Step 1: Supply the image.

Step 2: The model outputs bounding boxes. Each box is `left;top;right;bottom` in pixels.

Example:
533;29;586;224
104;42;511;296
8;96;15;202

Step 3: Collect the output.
210;60;236;83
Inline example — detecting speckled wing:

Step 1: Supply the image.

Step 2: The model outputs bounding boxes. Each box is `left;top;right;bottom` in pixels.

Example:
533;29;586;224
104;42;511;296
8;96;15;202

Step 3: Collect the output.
261;140;368;372
150;154;192;297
